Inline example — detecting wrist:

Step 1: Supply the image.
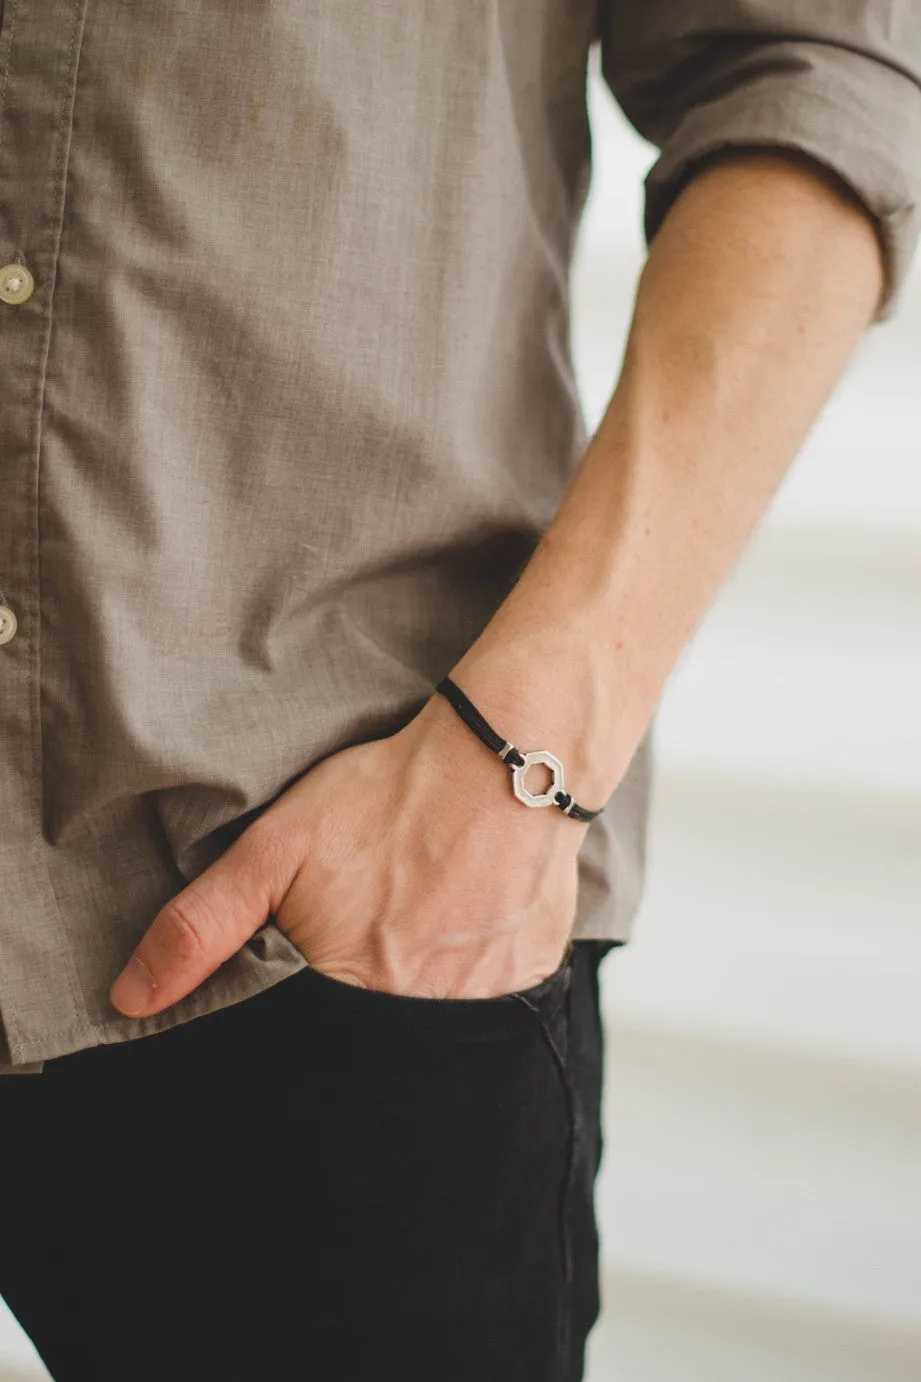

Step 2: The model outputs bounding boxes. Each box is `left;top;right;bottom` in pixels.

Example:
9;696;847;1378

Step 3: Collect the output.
440;629;634;817
445;506;665;807
407;688;590;854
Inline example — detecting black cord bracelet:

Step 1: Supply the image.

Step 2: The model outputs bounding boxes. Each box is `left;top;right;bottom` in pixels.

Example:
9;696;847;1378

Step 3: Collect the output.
434;676;603;823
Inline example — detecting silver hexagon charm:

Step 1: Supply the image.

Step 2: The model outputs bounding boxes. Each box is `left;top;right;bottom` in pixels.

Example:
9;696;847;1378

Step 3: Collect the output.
511;750;565;809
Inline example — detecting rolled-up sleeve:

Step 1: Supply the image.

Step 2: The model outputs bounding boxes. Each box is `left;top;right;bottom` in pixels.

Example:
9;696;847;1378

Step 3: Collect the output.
600;1;921;319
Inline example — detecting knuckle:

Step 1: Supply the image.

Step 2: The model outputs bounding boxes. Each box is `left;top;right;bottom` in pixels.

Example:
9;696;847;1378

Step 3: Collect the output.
157;888;220;966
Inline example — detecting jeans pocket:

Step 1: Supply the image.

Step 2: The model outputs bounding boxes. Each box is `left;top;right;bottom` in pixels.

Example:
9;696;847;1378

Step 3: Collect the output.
293;945;575;1040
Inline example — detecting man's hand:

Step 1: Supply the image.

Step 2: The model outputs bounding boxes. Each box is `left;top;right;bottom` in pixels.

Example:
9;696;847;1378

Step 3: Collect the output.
110;149;884;1022
109;693;585;1018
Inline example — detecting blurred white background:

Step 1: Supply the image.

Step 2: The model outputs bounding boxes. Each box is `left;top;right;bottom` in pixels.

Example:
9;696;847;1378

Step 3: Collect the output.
575;63;921;1382
2;60;919;1382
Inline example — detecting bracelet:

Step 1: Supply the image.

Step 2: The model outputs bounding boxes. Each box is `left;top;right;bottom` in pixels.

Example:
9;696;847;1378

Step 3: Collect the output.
434;676;603;823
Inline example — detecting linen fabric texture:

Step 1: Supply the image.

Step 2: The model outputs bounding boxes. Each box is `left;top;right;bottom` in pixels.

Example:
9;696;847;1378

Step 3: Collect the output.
0;1;920;1069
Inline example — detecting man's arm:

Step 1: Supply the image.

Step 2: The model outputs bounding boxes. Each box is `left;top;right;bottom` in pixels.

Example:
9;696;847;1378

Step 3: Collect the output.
110;147;889;1015
447;148;885;810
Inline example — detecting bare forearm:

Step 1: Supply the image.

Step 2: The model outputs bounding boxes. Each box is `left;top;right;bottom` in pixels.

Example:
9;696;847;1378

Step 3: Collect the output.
448;151;884;809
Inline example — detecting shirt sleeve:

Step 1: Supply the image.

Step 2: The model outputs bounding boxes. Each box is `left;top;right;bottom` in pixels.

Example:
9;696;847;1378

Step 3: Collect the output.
599;1;921;320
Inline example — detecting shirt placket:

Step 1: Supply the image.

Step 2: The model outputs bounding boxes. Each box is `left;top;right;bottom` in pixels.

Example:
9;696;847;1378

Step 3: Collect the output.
0;0;88;1064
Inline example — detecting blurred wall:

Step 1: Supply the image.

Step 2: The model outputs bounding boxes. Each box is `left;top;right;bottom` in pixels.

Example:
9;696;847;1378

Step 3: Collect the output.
576;64;921;1382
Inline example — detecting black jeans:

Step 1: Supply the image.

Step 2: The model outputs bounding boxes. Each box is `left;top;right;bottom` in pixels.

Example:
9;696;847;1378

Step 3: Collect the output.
0;939;617;1381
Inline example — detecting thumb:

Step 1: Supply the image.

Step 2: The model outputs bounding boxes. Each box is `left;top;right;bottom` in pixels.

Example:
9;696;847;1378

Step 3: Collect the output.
109;821;301;1018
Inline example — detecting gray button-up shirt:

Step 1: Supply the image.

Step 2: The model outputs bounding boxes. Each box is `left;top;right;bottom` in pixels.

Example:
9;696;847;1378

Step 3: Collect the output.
1;1;920;1071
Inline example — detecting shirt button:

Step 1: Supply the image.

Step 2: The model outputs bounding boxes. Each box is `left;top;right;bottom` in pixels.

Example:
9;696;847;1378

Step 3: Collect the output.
0;264;35;305
0;604;18;645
